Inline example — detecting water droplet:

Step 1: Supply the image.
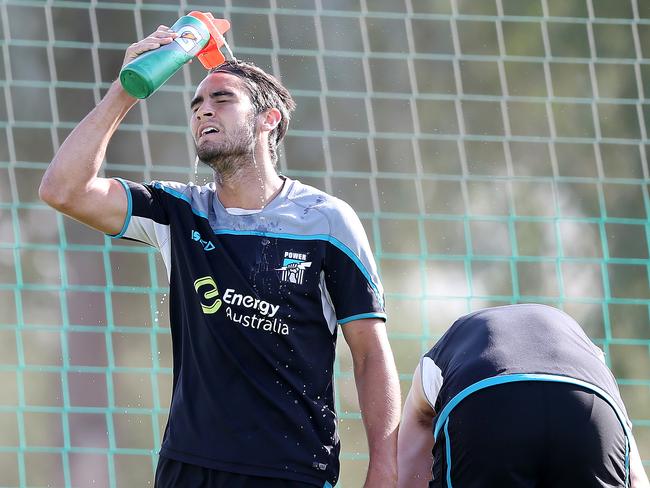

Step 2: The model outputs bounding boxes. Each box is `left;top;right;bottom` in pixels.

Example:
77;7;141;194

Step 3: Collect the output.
217;34;236;62
251;149;266;209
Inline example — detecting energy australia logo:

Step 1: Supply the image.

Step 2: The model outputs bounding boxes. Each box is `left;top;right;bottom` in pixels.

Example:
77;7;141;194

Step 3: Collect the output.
276;251;312;285
194;275;289;335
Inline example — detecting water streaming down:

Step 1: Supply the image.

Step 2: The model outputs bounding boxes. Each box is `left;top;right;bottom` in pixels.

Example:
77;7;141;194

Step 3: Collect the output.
192;34;272;294
216;34;274;296
252;148;267;210
213;25;236;62
250;140;267;298
192;34;236;184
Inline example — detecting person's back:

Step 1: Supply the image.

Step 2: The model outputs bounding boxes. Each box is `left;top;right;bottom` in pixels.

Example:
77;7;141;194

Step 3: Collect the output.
398;304;650;488
425;303;623;422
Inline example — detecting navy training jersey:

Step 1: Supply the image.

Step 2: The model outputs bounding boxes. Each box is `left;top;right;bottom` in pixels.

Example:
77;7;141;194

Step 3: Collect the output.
421;304;629;433
111;176;386;486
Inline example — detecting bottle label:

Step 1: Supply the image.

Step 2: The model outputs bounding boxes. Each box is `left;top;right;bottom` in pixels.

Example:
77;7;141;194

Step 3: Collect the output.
174;25;204;53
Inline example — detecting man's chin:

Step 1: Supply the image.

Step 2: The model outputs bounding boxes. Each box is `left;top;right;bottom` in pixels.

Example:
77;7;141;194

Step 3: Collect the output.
196;142;224;163
195;149;251;177
197;143;253;163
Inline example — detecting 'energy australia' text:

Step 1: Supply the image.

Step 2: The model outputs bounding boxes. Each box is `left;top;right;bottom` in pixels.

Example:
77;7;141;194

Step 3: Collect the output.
222;288;289;336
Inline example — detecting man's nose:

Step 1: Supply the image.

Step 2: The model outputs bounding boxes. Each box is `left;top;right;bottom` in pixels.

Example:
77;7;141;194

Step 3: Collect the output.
197;106;214;119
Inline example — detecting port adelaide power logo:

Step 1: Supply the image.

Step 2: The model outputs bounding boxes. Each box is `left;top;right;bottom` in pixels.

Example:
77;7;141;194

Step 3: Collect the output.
276;251;312;285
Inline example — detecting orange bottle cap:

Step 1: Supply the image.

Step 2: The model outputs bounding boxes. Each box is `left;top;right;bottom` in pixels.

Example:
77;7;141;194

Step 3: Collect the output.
188;11;232;69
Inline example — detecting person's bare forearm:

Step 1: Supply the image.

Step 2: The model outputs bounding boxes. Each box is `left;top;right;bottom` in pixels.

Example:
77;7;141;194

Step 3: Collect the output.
39;81;137;209
630;433;650;488
40;26;175;234
397;394;435;488
354;343;401;487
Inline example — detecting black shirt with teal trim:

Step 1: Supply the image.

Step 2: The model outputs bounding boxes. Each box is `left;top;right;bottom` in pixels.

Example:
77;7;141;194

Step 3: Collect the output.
420;304;629;432
112;177;386;487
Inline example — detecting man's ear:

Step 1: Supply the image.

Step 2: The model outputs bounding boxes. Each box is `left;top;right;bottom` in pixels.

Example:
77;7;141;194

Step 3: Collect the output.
259;108;282;133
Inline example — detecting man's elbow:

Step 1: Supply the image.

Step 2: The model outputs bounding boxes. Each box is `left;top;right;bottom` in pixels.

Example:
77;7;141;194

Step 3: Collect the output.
38;176;71;212
38;180;59;208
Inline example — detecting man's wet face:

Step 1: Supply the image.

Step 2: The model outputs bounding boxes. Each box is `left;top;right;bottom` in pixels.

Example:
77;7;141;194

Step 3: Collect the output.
190;73;257;170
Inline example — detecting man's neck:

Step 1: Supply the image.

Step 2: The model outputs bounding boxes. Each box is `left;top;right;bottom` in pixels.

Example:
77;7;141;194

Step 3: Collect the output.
215;159;285;210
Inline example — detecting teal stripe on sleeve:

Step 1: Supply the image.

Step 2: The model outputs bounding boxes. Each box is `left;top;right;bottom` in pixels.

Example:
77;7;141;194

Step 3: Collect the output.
109;177;132;239
338;312;387;325
625;434;630;487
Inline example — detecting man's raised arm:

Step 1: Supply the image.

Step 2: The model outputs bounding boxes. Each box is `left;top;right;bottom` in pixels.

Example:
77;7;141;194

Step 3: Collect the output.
39;26;177;234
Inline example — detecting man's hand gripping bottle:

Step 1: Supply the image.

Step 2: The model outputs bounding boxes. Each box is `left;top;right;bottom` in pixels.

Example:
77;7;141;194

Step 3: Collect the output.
120;11;231;99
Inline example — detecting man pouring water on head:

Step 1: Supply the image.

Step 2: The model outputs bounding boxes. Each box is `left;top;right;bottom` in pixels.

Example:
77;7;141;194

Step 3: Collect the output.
39;20;400;488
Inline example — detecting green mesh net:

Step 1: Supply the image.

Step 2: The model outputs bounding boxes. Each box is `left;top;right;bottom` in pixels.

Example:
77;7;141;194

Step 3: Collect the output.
0;0;648;486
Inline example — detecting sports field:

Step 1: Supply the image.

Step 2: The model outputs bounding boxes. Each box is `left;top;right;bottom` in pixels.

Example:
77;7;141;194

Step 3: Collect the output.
0;0;648;486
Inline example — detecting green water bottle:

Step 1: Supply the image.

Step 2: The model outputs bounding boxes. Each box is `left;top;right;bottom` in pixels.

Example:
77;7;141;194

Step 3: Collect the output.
120;11;231;99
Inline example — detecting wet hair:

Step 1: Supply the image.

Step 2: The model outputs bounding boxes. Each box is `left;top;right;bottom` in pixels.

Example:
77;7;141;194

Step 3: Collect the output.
209;60;296;166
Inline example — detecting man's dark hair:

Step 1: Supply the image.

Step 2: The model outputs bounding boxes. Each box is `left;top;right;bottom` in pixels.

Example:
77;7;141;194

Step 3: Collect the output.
210;60;296;166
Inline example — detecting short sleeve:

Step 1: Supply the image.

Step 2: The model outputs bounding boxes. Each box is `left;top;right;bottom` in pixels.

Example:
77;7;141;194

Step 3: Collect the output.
420;356;443;409
108;178;170;249
322;201;386;325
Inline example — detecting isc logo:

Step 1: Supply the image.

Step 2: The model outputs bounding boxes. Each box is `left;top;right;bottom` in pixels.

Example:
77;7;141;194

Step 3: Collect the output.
192;230;215;251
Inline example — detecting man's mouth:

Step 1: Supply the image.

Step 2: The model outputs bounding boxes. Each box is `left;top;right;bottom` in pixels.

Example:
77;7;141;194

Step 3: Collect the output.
199;127;220;139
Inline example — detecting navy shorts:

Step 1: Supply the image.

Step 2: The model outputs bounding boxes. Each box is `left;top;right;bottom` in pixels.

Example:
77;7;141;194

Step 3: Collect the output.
154;456;320;488
431;381;628;488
